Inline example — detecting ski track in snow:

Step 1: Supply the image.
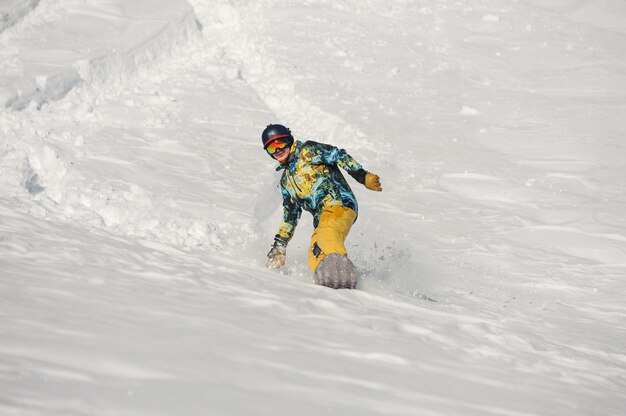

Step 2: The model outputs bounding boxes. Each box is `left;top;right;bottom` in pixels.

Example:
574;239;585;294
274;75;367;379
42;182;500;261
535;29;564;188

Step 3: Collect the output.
1;0;626;415
188;0;382;158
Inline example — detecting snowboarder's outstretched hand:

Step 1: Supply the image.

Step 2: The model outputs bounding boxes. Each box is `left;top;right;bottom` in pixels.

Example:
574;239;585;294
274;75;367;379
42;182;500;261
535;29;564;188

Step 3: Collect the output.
267;242;287;269
365;173;382;192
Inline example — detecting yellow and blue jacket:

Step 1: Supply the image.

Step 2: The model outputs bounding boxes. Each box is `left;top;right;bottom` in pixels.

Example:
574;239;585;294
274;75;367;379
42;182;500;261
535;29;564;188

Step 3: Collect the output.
274;140;368;246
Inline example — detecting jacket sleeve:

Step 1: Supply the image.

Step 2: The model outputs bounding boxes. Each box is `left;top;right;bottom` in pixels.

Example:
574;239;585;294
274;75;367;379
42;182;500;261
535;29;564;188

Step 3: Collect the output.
314;142;368;184
274;184;302;246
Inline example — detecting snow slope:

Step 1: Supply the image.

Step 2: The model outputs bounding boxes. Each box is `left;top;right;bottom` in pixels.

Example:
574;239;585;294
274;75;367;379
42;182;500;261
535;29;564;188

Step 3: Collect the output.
1;0;625;415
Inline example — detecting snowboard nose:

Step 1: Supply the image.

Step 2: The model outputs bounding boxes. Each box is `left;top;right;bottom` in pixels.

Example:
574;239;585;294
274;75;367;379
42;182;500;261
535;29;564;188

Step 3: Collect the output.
313;253;357;289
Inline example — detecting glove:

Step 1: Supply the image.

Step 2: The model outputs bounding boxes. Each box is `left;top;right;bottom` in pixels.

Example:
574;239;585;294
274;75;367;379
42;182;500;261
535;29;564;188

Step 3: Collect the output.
365;173;382;192
266;242;287;269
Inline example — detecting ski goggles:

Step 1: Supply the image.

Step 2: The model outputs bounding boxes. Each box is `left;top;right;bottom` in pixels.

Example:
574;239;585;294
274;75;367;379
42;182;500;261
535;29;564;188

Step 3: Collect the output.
265;137;291;155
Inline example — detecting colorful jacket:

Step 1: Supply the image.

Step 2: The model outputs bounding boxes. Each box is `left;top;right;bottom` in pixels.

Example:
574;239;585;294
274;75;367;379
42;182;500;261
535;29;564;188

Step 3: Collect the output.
274;140;368;246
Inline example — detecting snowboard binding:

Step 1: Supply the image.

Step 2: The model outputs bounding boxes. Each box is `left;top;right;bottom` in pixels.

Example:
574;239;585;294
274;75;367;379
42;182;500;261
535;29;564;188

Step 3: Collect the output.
313;253;357;289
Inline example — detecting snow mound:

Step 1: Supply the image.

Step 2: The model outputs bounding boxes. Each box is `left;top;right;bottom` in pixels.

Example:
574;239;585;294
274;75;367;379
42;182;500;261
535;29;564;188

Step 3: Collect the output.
0;0;200;110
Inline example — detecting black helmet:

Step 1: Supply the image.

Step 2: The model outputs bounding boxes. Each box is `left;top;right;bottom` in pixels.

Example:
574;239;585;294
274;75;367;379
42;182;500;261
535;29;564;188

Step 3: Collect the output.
262;124;293;148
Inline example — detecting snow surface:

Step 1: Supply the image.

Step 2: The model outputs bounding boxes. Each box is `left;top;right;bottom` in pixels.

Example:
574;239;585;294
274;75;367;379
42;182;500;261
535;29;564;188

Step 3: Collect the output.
1;0;625;414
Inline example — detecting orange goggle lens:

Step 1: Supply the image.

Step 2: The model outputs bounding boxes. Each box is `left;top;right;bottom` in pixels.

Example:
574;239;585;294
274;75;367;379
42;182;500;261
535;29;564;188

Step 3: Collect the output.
265;139;290;155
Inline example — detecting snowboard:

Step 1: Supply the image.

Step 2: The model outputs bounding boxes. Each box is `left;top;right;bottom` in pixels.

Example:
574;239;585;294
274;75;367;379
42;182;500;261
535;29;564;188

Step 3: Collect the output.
314;253;357;289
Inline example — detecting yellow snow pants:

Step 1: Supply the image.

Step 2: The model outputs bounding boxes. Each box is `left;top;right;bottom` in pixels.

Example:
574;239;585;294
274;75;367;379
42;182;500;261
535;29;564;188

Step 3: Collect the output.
308;205;357;273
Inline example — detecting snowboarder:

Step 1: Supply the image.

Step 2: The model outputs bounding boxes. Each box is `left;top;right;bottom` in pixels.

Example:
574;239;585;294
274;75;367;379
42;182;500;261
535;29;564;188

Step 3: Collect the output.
262;124;382;289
